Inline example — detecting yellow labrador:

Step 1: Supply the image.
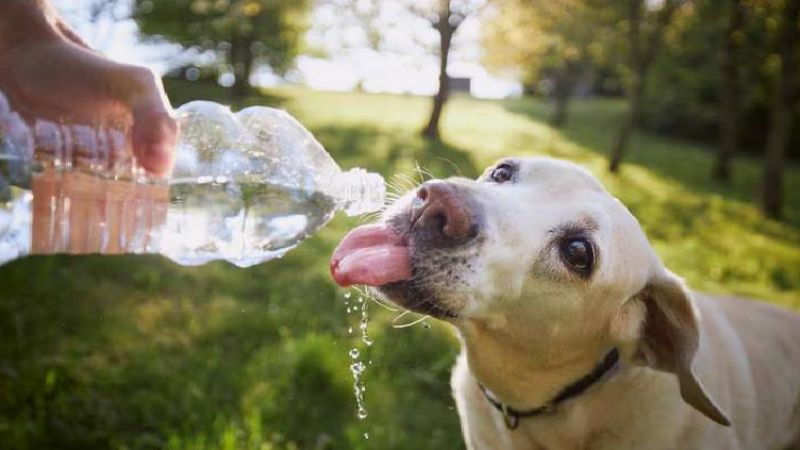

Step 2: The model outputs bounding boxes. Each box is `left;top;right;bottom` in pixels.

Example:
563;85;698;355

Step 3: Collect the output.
331;157;800;450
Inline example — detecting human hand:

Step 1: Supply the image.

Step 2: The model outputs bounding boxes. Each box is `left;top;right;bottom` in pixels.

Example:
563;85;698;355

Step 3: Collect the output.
0;1;175;256
0;0;177;176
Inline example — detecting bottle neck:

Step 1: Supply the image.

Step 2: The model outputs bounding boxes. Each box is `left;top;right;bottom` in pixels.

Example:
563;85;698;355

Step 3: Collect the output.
335;168;385;216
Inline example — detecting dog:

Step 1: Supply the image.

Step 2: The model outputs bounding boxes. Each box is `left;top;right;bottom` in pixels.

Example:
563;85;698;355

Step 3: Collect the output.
331;157;800;450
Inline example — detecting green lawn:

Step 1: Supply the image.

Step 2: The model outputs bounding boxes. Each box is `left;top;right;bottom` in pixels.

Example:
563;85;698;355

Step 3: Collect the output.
1;82;798;450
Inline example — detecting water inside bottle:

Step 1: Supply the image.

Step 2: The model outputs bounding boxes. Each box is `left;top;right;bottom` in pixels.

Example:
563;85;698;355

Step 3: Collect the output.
161;178;339;267
2;166;167;260
1;165;345;266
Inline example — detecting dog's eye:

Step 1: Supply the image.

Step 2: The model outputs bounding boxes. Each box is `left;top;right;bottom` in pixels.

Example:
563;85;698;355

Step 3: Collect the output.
560;238;594;276
490;164;514;183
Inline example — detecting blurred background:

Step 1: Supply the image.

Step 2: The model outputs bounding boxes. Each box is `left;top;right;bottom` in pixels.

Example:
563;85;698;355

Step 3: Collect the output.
1;0;799;449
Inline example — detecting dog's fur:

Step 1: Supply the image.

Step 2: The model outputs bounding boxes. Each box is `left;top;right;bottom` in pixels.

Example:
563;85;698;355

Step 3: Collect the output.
375;158;800;450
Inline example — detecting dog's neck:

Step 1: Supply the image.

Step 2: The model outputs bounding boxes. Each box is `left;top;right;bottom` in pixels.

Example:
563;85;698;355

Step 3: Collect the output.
458;318;617;411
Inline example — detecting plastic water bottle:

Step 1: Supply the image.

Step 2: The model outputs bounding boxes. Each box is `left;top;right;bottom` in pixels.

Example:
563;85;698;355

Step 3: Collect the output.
0;93;385;267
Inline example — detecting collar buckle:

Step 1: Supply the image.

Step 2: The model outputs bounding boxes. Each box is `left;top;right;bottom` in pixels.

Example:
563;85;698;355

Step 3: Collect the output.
500;404;519;430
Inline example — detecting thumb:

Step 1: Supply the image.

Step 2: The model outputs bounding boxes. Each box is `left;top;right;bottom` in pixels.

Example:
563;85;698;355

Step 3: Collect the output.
124;67;178;177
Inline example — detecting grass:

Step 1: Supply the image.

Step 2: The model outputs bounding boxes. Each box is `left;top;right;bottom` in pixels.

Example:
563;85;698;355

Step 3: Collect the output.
1;80;798;450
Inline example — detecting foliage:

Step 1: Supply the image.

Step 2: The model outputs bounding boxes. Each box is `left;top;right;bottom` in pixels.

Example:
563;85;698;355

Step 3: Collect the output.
482;0;799;161
132;0;311;95
0;83;798;450
640;0;798;154
482;0;615;91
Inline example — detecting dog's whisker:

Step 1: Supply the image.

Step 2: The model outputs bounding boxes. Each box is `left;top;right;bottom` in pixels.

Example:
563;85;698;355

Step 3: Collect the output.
391;309;412;323
355;286;399;312
360;211;384;224
369;296;399;312
385;182;406;196
387;175;411;188
384;193;403;202
394;173;421;191
392;313;430;329
434;157;464;177
385;187;404;196
391;307;432;328
415;162;438;181
389;173;415;189
414;162;426;184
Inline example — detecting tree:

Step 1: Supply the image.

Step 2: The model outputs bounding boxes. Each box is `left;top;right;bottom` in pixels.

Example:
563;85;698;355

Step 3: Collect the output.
132;0;311;101
315;0;480;141
762;0;800;219
419;0;483;141
608;0;682;172
483;0;613;127
636;0;797;154
713;0;746;181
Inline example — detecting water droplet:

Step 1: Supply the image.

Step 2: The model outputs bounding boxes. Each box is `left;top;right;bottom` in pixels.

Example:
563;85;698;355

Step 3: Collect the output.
350;360;369;420
363;432;370;440
344;291;351;299
345;294;374;422
359;296;373;346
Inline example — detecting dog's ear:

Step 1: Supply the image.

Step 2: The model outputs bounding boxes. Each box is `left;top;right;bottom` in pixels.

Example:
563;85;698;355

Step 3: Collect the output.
627;269;731;426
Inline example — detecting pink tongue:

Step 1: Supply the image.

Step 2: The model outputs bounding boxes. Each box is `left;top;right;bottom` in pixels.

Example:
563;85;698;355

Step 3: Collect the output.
330;224;412;287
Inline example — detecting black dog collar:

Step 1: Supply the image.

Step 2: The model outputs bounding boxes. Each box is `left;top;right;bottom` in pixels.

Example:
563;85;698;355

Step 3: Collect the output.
478;348;620;430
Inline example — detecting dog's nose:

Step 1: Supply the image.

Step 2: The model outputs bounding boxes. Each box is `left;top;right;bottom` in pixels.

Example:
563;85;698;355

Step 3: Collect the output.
412;181;475;241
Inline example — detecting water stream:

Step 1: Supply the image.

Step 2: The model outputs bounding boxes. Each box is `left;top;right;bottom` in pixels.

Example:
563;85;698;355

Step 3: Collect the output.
344;289;372;440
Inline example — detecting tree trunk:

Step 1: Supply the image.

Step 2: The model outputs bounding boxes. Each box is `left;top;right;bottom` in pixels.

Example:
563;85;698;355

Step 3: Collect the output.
609;0;644;172
551;91;570;128
713;0;745;182
762;0;799;219
230;35;254;103
550;66;578;128
609;75;644;172
608;0;678;172
422;14;455;141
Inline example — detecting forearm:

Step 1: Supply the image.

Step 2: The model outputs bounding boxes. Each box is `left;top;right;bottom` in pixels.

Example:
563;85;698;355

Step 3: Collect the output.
0;0;60;52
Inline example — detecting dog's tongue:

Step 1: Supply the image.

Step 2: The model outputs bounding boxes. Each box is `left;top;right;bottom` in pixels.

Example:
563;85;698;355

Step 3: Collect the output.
331;224;412;287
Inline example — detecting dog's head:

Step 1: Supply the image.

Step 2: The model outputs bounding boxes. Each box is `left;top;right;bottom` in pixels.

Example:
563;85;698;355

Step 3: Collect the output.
331;157;729;425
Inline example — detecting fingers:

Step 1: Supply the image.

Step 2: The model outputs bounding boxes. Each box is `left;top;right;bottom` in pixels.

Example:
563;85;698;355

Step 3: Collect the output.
124;67;178;177
58;57;178;176
131;100;178;177
4;37;178;176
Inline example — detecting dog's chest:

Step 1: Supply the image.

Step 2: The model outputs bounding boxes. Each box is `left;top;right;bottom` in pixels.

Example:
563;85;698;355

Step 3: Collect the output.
511;413;620;450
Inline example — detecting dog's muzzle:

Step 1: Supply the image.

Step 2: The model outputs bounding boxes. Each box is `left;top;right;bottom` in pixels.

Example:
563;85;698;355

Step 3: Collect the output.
331;180;480;296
